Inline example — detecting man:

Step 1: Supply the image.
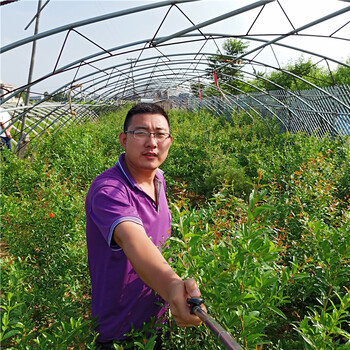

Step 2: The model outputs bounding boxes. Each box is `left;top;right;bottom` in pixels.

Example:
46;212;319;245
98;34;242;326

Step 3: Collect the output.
85;103;203;349
0;107;12;151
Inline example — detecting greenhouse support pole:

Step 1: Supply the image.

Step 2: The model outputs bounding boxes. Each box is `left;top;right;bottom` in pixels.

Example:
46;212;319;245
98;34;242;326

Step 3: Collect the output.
19;0;42;158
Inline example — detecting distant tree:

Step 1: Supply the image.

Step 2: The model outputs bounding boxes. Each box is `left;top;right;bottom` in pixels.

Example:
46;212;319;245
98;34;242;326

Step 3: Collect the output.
205;39;248;95
246;56;350;92
52;91;67;102
43;91;51;100
332;58;350;85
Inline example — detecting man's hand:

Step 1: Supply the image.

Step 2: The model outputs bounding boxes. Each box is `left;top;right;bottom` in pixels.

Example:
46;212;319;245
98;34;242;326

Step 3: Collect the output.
167;278;206;327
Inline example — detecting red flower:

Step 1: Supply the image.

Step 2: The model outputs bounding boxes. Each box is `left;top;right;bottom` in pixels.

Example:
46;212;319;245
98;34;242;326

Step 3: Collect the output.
49;213;54;218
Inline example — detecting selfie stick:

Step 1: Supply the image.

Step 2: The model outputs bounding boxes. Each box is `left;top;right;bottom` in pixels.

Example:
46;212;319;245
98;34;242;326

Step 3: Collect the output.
187;298;244;350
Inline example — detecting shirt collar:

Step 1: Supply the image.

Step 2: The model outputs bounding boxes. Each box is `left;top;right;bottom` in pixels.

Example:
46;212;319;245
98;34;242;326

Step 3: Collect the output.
116;153;164;189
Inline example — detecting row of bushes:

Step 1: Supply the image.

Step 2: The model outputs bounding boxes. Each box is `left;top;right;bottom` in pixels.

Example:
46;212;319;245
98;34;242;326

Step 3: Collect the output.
1;105;349;349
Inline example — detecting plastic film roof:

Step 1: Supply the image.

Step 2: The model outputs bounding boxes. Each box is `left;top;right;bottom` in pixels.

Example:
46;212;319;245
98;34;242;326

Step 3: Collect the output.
1;0;350;151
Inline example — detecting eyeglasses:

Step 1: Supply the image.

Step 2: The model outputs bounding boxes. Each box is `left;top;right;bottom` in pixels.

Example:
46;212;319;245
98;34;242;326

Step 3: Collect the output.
125;130;171;142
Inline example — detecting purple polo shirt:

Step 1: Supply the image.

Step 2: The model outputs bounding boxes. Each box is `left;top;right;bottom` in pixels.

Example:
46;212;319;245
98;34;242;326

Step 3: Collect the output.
85;153;171;342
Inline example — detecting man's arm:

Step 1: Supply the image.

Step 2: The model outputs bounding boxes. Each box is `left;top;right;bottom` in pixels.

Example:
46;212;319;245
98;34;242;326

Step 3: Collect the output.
0;122;11;138
113;221;203;327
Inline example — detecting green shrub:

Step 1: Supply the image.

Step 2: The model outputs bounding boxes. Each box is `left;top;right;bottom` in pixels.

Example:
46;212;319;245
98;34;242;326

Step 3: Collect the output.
1;107;349;349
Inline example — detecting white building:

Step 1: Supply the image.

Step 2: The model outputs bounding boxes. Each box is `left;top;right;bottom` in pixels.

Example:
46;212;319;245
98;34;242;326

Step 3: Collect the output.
0;80;23;104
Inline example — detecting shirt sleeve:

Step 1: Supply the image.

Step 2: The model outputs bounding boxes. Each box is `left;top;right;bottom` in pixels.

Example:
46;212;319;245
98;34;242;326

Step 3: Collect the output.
88;184;143;248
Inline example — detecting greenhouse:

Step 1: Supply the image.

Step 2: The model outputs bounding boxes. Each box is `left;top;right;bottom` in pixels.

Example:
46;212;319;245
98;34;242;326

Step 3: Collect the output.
1;0;350;153
1;1;350;349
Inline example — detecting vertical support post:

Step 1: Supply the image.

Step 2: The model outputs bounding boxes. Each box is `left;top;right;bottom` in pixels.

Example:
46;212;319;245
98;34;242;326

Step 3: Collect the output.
19;0;42;158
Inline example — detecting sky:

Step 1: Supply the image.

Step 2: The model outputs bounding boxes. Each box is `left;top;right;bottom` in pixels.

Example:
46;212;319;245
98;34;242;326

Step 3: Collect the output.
1;0;349;95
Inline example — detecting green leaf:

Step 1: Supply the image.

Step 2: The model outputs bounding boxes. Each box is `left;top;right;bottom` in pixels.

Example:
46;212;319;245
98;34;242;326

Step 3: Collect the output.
252;205;275;218
169;237;187;247
269;306;287;320
0;329;21;341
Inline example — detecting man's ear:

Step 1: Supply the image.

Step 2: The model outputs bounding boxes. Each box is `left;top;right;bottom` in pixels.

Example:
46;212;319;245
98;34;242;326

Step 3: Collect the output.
119;132;127;150
169;135;173;145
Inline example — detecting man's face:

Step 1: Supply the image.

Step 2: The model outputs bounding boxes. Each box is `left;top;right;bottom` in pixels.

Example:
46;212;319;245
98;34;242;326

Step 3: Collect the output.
119;113;173;176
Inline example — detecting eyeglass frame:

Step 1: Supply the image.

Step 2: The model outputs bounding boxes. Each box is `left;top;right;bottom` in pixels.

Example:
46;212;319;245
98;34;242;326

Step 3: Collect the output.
125;130;172;142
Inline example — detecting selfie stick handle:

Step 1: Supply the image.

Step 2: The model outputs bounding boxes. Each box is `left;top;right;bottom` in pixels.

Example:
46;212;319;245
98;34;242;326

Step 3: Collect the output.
187;298;244;350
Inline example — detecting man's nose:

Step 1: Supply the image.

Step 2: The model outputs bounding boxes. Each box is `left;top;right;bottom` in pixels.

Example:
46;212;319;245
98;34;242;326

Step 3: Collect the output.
146;133;158;146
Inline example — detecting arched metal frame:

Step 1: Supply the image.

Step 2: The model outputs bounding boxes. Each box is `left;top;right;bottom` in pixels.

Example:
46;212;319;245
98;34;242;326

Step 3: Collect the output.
1;0;349;152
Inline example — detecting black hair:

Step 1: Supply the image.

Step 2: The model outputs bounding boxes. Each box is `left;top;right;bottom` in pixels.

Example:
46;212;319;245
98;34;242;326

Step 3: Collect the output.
123;103;170;132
